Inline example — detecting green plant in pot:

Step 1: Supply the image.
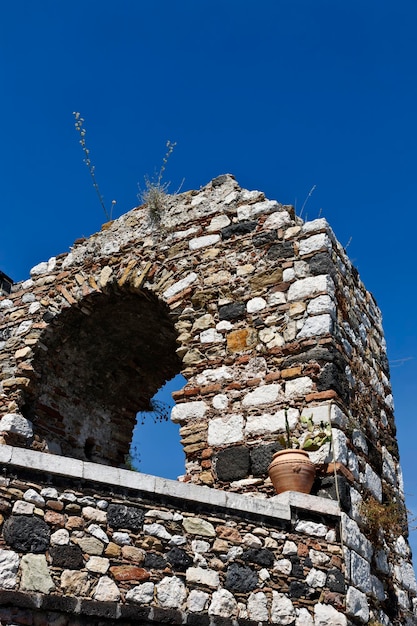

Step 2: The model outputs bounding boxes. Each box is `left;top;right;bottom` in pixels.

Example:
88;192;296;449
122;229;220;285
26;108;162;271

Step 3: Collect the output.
268;410;331;495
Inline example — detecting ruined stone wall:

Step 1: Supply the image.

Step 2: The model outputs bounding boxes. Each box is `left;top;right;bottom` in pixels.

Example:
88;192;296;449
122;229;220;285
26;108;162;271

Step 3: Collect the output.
0;175;416;624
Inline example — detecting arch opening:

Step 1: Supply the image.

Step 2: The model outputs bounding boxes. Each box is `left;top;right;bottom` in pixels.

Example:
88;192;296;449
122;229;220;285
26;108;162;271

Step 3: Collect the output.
24;288;182;465
128;373;187;478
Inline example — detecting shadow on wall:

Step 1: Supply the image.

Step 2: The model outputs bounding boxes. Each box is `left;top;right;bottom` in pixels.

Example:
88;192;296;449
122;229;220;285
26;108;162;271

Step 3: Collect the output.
23;287;183;466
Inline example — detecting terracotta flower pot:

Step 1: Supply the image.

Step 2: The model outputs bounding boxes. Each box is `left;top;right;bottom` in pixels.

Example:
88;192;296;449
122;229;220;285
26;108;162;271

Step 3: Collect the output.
268;449;316;495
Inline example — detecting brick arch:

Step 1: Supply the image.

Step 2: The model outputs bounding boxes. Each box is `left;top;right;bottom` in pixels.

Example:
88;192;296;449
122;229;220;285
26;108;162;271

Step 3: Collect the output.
23;286;182;465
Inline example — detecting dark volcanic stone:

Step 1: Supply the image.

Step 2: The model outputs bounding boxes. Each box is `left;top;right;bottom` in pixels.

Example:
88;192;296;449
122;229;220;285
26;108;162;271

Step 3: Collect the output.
267;241;294;259
212;175;231;187
288;581;309;598
317;362;349;402
144;553;167;570
107;504;144;531
3;516;50;553
282;346;334;368
50;544;84;569
250;442;282;476
308;252;335;276
221;221;257;240
289;556;304;578
186;614;210;626
252;230;277;247
152;607;183;624
166;547;193;571
225;563;258;593
242;548;274;567
326;568;346;593
315;475;351;511
218;302;246;321
215;446;250;482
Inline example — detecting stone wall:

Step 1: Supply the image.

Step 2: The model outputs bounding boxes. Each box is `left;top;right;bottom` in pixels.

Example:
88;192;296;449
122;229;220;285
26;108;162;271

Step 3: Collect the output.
0;175;416;624
0;445;344;626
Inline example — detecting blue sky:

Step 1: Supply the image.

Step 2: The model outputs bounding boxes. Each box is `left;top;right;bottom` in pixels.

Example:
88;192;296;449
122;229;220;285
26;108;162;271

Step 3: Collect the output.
1;1;417;558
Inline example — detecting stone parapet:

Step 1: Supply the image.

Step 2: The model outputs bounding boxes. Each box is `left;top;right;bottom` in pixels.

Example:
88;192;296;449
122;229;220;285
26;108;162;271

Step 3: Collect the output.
0;448;344;625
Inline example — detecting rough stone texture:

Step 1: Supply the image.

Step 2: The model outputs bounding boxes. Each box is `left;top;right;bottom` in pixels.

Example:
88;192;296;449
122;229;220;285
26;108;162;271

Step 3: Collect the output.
93;575;121;602
107;504;144;530
0;175;415;625
314;602;347;625
126;581;155;604
156;576;186;608
20;554;55;593
0;549;19;589
3;515;50;552
214;445;250;482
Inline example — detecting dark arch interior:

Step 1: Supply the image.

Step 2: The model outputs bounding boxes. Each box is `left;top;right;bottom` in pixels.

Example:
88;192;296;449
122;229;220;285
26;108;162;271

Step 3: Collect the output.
24;288;182;465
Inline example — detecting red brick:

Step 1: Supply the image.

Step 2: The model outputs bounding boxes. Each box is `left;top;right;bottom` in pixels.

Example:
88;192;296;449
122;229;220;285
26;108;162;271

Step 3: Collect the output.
110;566;150;581
200;383;222;395
305;390;338;402
265;372;281;382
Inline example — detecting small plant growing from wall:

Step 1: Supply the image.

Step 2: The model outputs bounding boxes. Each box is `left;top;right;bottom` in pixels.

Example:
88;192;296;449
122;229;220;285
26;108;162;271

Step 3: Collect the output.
138;140;177;226
73;112;116;221
360;496;404;544
73;112;177;226
277;410;332;451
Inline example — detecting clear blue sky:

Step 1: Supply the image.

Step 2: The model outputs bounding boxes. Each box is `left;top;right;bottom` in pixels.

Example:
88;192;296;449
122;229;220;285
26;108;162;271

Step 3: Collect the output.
1;1;416;558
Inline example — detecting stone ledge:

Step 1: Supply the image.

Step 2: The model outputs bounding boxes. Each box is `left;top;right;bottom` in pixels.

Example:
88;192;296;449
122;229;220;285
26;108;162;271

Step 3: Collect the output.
273;490;341;517
0;444;340;523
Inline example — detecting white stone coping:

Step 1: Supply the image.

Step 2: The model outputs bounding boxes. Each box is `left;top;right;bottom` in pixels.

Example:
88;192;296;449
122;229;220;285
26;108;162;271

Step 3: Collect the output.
0;444;340;523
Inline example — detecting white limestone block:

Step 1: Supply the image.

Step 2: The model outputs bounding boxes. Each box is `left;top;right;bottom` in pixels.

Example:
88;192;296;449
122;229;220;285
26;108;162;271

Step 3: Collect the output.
143;523;172;541
297;314;333;338
0;549;19;589
212;394;228;410
199;328;224;343
306;568;326;588
208;414;244;446
208;589;237;617
186;567;219;589
126;582;155;604
247;591;269;621
361;463;382;502
0;414;33;438
242;384;281;407
345;587;369;624
207;215;231;231
287;275;334;301
187;589;209;612
156;576;186;608
270;592;295;624
171;401;208;423
189;234;220;250
93;576;120;602
247;297;267;313
314;601;348;625
50;529;70;546
245;412;282;436
285;376;313;397
237;199;280;221
299;233;332;256
263;211;293;229
307;295;336;317
163;272;198;299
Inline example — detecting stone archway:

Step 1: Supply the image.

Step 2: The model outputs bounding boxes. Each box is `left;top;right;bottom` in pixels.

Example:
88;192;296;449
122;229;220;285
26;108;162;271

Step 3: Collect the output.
23;287;181;465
